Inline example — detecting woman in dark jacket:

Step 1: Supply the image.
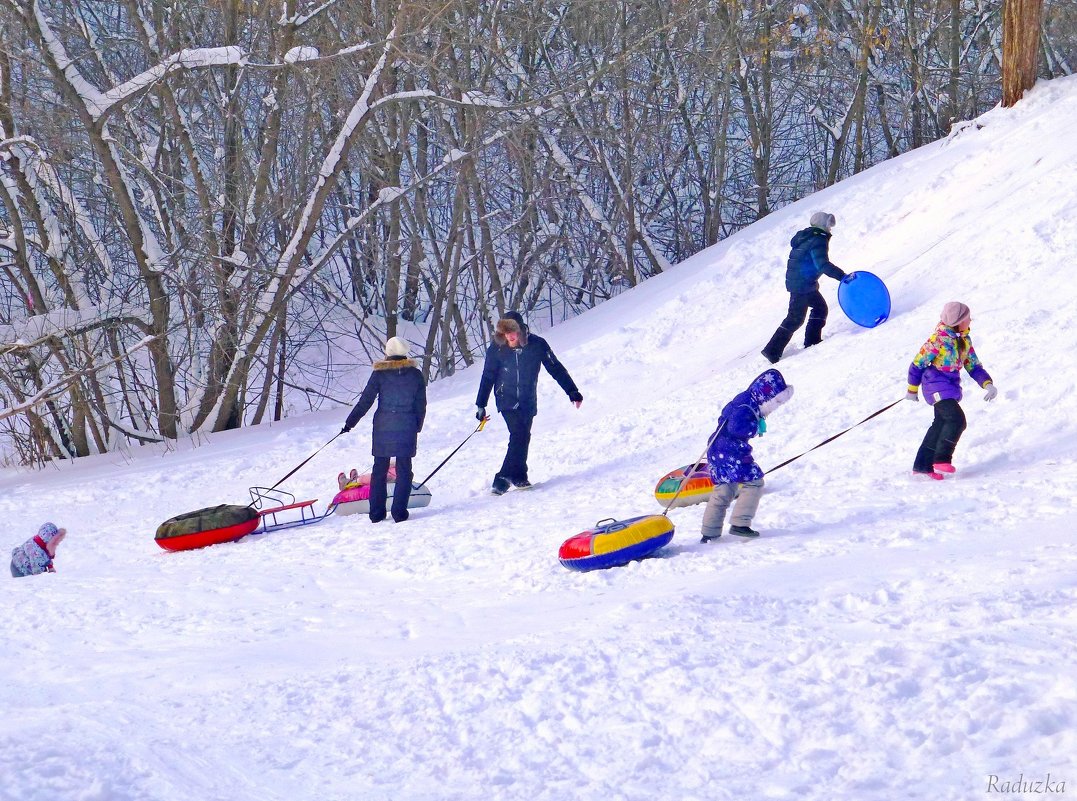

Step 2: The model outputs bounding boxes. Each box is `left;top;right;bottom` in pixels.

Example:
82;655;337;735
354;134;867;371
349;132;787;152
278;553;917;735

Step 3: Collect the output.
343;337;427;522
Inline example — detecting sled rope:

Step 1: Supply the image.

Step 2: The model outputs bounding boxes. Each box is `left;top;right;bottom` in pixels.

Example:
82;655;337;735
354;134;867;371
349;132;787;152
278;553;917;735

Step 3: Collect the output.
764;398;903;475
418;416;489;486
262;430;344;495
661;421;726;517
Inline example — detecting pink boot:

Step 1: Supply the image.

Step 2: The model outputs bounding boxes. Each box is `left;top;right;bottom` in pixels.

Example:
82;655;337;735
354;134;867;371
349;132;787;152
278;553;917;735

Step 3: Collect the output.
913;469;944;481
933;463;956;474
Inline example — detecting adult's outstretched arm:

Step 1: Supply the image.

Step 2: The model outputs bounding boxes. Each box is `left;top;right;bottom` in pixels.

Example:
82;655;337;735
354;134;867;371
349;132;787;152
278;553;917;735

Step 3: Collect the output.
345;373;379;431
540;341;580;399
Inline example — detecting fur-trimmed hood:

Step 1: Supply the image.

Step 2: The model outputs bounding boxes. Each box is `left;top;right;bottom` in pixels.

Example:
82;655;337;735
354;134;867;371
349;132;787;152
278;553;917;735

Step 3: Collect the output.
748;369;794;417
493;312;529;348
373;357;417;371
493;327;529;348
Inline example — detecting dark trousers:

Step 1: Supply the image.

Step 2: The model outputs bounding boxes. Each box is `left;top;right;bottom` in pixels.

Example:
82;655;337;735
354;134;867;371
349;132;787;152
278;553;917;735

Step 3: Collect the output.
497;410;535;484
369;455;414;522
762;290;828;360
913;399;967;472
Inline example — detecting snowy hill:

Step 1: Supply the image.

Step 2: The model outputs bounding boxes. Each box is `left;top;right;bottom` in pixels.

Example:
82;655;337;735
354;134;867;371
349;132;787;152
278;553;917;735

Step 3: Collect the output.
3;77;1077;801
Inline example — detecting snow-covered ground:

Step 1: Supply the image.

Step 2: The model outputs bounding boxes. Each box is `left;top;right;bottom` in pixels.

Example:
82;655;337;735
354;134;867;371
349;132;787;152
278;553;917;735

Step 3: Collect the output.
4;78;1077;801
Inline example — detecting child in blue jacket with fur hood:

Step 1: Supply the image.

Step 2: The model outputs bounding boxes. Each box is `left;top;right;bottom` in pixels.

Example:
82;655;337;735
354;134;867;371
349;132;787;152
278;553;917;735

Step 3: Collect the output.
701;369;794;541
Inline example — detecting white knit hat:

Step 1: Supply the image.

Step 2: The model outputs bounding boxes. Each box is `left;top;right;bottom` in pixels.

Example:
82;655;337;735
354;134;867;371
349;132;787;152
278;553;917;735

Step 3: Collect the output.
384;337;409;358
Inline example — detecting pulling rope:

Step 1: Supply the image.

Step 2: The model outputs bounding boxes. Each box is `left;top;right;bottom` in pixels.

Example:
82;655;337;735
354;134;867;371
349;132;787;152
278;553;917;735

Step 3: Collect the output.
665;398;901;515
764;398;903;475
261;430;345;495
661;421;726;517
418;416;489;486
251;415;488;506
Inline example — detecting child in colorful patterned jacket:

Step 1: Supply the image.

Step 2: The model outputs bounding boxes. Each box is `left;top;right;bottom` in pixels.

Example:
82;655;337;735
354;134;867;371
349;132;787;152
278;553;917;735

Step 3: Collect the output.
700;369;794;541
906;302;997;479
10;522;67;578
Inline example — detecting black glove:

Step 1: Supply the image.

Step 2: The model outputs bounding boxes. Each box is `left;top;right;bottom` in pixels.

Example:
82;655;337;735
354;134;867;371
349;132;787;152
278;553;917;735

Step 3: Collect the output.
568;391;583;404
840;271;854;283
341;425;351;434
475;405;486;421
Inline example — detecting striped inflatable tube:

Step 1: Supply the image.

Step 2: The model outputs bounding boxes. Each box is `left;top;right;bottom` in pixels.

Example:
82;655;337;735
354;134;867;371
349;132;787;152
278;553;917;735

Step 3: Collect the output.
559;514;675;572
654;464;714;508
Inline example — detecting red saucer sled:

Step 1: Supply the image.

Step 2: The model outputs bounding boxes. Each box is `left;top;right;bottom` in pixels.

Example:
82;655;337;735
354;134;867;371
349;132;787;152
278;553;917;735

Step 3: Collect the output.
154;505;261;552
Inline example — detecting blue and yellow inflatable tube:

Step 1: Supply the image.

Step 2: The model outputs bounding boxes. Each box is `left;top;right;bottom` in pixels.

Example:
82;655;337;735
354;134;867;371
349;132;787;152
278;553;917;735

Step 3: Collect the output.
559;514;675;572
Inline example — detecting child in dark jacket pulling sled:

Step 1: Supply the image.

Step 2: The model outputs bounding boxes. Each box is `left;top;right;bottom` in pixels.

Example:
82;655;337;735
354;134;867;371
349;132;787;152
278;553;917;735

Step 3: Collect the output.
906;302;996;479
700;369;794;541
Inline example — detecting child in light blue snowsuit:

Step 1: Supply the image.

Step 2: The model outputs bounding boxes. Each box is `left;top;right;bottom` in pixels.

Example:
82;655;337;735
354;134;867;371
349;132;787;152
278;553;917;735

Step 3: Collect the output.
10;522;66;578
701;370;794;541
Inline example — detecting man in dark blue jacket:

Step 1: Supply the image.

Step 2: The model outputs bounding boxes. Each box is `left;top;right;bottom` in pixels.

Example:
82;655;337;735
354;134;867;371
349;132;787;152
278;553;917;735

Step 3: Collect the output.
761;212;846;364
475;311;582;494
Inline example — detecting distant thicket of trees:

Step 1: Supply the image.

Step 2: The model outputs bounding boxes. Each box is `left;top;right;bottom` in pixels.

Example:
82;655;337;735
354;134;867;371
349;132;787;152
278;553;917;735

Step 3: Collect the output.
0;0;1071;464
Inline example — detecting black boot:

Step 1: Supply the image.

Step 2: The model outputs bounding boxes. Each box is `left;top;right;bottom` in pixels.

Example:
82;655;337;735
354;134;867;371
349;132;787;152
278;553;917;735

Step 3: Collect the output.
729;525;760;538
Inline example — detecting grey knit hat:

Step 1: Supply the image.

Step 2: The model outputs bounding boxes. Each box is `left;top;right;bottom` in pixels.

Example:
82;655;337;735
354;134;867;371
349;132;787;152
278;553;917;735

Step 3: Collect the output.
940;302;971;328
810;211;836;231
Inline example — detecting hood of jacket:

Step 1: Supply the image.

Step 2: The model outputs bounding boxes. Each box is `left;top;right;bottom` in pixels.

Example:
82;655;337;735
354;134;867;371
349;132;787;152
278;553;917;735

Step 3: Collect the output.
747;369;794;417
373;357;417;371
493;326;529;348
36;522;62;544
790;226;830;249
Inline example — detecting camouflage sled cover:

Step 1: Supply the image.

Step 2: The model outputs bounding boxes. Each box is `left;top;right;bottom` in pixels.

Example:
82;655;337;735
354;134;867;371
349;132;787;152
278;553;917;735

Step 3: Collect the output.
155;504;259;540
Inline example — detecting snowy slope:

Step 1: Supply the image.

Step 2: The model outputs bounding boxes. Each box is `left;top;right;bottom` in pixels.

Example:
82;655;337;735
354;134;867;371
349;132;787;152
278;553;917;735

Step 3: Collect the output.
3;77;1077;801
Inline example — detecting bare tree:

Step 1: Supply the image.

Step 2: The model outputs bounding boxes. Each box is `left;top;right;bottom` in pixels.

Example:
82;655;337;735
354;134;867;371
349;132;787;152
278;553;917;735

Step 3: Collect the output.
1003;0;1045;106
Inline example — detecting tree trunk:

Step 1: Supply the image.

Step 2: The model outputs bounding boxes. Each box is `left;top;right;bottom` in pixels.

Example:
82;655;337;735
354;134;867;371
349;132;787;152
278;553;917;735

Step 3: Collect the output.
948;0;962;129
1002;0;1044;107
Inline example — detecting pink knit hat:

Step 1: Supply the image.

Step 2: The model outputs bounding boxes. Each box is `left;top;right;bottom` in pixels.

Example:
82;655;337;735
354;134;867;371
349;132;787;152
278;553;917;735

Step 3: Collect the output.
940;302;971;328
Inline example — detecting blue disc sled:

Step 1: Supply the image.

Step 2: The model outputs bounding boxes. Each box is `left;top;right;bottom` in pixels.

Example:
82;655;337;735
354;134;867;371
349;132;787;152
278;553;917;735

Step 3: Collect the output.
837;271;891;328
